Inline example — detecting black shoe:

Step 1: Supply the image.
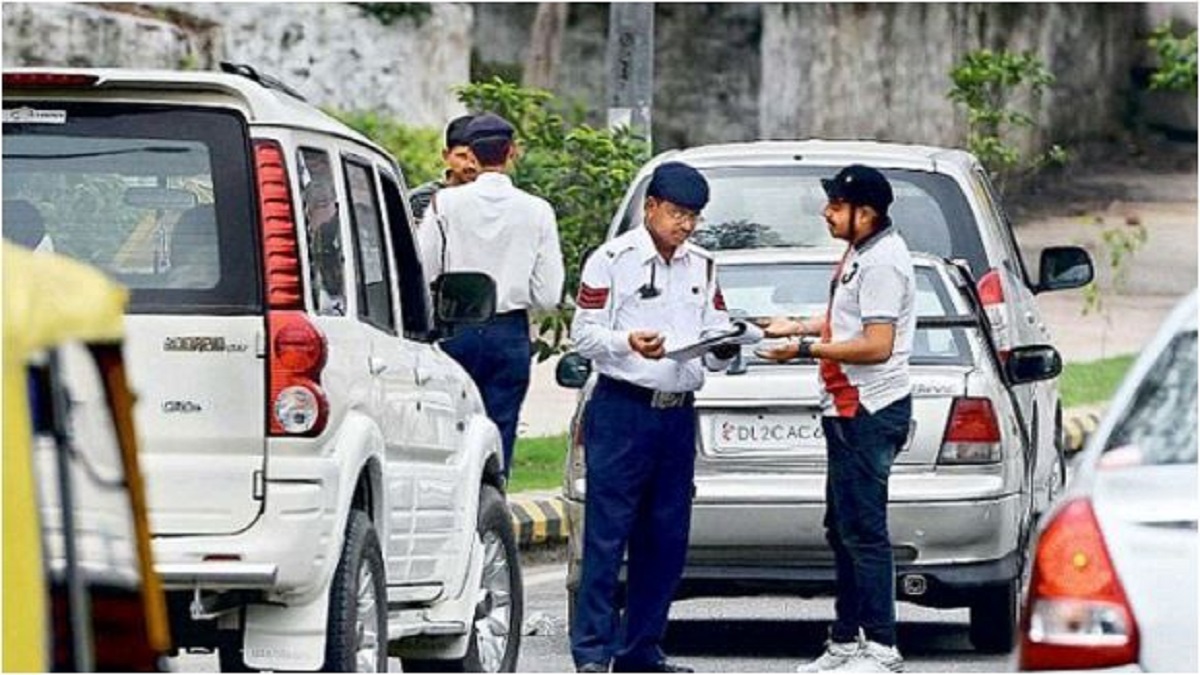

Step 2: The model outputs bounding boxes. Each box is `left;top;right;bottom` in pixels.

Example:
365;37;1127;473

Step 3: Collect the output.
612;660;694;673
577;663;610;673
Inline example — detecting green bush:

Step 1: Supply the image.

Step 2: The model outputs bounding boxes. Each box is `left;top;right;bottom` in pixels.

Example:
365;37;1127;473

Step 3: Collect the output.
455;78;651;360
1148;21;1198;93
327;109;444;187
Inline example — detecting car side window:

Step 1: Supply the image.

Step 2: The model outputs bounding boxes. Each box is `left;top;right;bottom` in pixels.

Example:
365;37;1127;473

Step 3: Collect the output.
378;171;434;341
343;157;396;333
297;148;347;316
973;169;1034;287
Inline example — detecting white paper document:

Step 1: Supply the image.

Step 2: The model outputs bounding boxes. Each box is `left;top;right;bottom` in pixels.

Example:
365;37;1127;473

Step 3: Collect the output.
664;321;763;362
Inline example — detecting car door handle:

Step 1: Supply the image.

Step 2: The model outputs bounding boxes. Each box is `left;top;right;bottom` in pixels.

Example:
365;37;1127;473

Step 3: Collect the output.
414;367;432;386
1024;312;1038;325
368;357;388;375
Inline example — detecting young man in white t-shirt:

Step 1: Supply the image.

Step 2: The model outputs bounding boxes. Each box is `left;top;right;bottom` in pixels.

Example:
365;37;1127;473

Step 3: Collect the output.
760;164;915;673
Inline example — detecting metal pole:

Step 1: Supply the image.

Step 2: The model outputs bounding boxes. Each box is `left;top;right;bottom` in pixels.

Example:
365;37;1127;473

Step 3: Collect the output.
606;3;654;145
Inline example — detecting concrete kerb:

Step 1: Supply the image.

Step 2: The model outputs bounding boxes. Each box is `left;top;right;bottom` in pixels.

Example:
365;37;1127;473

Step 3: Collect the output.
508;491;569;550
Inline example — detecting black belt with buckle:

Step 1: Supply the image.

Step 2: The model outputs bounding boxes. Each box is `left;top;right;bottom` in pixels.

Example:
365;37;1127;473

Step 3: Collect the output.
597;375;694;409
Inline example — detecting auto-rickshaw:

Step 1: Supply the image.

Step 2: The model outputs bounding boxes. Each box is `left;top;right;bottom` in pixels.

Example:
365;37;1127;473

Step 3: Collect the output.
3;242;171;671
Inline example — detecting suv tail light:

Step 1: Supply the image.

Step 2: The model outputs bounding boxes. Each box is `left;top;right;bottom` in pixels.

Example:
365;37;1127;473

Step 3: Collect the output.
1019;498;1139;670
977;268;1012;359
938;397;1001;463
4;72;100;88
253;138;327;436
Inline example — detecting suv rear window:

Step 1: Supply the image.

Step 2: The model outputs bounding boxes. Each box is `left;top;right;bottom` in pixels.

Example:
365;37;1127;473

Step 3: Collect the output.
2;102;261;314
617;166;989;277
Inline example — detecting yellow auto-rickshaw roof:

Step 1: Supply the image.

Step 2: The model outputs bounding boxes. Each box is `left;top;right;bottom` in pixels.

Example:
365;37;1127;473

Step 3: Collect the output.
3;242;128;360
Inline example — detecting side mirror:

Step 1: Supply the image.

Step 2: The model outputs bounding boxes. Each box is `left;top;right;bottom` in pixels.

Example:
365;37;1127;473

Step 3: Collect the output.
433;272;496;326
556;352;592;389
1005;345;1063;385
1037;246;1093;293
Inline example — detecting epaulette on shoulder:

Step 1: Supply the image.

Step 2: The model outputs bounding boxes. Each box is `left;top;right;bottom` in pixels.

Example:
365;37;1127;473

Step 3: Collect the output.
602;241;638;261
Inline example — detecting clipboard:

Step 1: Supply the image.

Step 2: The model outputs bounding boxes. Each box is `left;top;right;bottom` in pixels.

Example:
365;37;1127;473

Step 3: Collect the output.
664;322;749;362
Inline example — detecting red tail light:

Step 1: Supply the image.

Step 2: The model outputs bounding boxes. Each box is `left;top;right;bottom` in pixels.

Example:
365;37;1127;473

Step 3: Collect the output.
977;268;1012;358
939;397;1001;463
252;138;326;436
253;139;303;310
1019;498;1139;670
268;311;328;436
4;72;99;88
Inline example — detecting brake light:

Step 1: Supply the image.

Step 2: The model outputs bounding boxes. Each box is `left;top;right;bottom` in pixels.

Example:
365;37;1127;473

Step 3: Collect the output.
1019;498;1139;670
253;139;303;310
3;72;99;88
939;397;1001;463
977;268;1012;358
268;311;328;436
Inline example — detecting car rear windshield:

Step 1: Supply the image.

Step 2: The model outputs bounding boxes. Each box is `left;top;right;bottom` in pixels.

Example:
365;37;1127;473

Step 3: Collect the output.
617;166;989;277
718;262;972;366
2;102;261;314
1104;330;1197;465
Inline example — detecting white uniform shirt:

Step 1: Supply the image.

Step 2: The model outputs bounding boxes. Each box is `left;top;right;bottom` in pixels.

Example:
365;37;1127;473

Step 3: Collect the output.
820;226;917;416
571;226;741;393
418;172;565;313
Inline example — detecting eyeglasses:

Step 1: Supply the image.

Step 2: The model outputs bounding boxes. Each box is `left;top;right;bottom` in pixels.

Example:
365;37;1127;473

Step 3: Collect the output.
662;205;704;226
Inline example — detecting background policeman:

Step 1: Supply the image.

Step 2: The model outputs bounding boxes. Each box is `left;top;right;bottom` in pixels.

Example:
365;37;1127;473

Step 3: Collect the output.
419;112;565;477
760;164;915;673
408;114;477;222
569;162;760;673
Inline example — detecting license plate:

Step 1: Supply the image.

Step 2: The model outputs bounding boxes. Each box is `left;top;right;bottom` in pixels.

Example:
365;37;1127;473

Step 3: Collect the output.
710;411;825;456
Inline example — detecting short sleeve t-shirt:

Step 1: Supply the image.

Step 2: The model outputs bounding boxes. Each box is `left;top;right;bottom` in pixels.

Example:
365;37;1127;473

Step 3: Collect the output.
820;227;917;417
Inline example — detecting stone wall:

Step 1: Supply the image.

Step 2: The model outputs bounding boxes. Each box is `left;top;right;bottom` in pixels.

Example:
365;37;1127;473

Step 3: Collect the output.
2;2;473;127
760;3;1144;151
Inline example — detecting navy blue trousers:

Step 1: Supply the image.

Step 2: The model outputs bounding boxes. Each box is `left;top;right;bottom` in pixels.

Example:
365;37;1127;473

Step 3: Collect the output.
571;376;697;669
821;395;912;647
440;311;532;477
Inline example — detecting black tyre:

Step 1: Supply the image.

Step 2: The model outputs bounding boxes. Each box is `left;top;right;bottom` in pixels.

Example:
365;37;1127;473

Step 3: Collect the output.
406;485;523;672
323;509;388;672
969;580;1018;654
217;629;256;672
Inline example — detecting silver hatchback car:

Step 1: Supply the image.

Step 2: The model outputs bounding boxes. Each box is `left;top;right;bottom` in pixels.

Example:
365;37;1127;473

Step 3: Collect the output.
560;248;1066;653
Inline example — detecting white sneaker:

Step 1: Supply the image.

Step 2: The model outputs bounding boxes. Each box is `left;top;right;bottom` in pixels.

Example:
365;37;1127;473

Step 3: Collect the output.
795;639;862;673
844;640;903;673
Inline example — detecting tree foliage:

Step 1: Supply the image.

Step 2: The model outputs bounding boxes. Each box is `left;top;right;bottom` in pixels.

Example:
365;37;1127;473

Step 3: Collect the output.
455;78;651;360
327;109;444;187
1148;21;1198;93
947;49;1067;191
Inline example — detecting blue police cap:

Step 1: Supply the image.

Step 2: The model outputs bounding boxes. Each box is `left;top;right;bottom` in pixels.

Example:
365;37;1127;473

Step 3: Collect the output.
821;164;893;215
646;161;709;212
465;113;515;145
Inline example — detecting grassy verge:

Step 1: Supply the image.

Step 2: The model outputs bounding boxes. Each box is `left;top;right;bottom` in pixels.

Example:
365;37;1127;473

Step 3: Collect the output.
1060;354;1137;408
509;433;569;494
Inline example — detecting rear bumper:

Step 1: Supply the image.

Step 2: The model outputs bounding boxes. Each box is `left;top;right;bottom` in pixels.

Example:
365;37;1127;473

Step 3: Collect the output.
152;456;341;594
564;485;1025;609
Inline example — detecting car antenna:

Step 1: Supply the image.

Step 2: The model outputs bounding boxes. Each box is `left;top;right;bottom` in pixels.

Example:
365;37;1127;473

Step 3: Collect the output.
219;62;308;103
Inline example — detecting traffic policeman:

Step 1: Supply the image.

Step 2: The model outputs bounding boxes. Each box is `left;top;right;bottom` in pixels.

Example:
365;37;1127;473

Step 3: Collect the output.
419;113;565;477
760;164;915;673
569;162;761;673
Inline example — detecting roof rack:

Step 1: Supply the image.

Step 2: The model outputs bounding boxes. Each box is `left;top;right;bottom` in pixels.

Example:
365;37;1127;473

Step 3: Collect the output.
218;62;308;103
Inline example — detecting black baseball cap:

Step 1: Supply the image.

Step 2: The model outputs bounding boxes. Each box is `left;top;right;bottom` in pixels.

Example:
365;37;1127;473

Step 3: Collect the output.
465;113;516;146
444;114;476;149
821;164;894;215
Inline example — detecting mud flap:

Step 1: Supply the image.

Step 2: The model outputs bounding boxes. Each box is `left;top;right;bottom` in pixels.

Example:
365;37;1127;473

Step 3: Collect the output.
242;590;331;671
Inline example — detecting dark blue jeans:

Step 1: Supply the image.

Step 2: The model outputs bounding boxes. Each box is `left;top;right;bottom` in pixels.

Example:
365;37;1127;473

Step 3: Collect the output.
821;395;912;647
440;311;532;477
571;377;697;669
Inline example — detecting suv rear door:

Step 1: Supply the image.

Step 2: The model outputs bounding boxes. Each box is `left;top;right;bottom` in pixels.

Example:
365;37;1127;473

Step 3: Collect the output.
2;98;266;536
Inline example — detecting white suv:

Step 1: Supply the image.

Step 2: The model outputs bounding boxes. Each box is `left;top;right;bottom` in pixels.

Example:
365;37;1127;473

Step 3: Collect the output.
3;66;522;672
